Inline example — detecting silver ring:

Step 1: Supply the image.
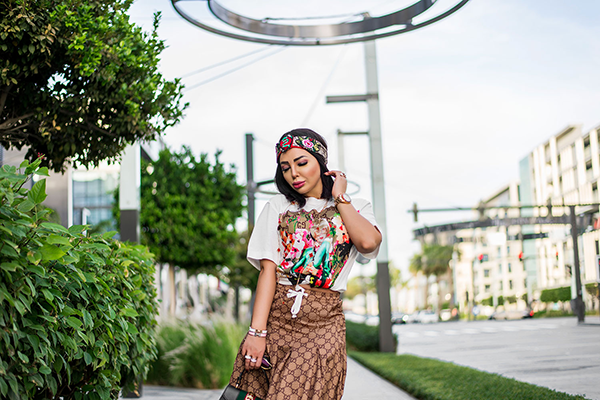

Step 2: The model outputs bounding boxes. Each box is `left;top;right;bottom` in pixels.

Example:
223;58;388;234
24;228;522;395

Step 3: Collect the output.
245;355;252;360
251;358;257;363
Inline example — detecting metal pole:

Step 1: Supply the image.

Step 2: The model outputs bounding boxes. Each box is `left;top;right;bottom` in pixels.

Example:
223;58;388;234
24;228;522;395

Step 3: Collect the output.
240;133;257;323
119;143;140;243
337;129;345;172
569;205;585;324
246;133;256;229
119;143;143;399
364;40;394;352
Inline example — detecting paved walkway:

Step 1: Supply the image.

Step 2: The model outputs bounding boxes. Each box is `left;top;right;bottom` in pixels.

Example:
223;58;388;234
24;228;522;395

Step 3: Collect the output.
139;356;416;400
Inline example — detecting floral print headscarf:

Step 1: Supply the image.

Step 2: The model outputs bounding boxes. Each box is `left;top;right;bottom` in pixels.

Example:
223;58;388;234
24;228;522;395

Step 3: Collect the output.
276;134;328;164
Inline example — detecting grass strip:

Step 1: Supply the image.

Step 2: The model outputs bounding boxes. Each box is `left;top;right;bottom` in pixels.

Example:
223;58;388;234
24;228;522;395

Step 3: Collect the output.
349;352;588;400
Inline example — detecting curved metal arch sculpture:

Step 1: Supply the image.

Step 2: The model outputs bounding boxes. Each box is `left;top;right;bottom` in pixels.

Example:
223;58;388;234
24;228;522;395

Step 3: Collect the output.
171;0;470;46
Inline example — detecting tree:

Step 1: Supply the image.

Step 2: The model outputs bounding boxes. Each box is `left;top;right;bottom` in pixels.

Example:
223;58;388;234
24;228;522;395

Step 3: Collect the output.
422;244;454;312
1;0;187;172
225;229;259;321
409;252;424;308
115;146;245;315
409;243;453;310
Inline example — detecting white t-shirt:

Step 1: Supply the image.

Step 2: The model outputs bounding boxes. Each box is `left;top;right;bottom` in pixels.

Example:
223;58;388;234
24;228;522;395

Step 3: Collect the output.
247;194;380;292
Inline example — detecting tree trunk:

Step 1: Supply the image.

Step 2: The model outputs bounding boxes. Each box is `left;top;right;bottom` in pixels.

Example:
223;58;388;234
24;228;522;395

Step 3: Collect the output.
436;275;443;313
447;267;455;309
423;273;430;309
168;263;176;317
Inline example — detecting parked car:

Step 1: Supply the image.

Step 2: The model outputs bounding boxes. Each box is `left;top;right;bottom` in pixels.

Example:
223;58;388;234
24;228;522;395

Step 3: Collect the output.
391;312;407;324
405;310;438;324
417;310;439;324
489;309;534;320
404;312;421;324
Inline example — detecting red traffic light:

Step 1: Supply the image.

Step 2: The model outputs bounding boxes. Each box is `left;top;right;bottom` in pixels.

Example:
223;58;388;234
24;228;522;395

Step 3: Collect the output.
518;251;523;261
478;254;484;262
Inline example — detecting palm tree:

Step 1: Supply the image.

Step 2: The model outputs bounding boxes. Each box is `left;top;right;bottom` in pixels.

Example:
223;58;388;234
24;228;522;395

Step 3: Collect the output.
410;244;454;311
409;253;425;309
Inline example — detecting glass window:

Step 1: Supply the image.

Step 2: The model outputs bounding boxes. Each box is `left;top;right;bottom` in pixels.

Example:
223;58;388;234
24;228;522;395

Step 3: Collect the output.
509;280;513;290
485;284;491;292
484;269;490;278
508;263;512;273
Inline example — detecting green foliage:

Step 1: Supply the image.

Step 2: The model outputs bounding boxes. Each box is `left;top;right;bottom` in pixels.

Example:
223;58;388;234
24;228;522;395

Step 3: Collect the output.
481;297;493;307
146;321;245;389
409;253;423;275
422;244;454;278
0;159;158;399
349;352;587;400
505;295;517;304
0;0;187;172
345;321;397;352
344;276;364;300
540;286;571;303
585;283;598;298
114;146;245;275
225;230;259;290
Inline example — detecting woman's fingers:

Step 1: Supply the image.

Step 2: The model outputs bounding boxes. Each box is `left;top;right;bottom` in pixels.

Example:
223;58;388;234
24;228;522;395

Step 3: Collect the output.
325;170;347;179
243;336;266;370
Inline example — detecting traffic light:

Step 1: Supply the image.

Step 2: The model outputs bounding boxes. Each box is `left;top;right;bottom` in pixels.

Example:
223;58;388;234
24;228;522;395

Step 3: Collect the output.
478;254;484;262
518;251;523;262
556;251;559;261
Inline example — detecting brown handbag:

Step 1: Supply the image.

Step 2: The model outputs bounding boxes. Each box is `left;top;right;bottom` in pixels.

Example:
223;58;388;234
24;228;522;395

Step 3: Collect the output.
219;368;269;400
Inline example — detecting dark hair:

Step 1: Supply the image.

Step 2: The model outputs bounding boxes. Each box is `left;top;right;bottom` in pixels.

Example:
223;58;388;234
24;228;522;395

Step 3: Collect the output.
274;128;334;207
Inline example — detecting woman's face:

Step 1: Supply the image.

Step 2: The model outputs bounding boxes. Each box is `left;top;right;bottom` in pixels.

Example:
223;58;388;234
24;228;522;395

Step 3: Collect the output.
279;147;323;199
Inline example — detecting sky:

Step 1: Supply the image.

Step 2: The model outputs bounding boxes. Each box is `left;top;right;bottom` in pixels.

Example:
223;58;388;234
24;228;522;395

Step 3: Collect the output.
127;0;600;279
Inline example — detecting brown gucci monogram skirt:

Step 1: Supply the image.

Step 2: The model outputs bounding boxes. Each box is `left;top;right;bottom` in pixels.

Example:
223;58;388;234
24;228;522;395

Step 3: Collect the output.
229;284;347;400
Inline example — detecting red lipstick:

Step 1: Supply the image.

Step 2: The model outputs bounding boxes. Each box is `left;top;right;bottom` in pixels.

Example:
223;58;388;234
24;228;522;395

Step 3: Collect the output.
293;181;305;189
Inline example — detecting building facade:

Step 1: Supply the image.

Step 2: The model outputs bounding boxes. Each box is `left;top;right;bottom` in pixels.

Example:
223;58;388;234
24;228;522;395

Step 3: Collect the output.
410;123;600;316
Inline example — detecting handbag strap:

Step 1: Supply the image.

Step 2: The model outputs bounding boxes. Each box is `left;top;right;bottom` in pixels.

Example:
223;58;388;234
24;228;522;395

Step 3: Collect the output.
235;367;270;388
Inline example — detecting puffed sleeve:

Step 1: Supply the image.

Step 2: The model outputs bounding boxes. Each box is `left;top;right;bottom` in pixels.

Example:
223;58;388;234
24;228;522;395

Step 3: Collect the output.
355;199;380;259
247;197;283;270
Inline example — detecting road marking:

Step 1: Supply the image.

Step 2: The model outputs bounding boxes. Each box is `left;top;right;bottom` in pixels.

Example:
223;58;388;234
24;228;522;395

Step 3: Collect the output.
461;328;480;334
444;330;461;335
424;331;439;337
502;326;520;331
402;332;420;338
481;327;498;333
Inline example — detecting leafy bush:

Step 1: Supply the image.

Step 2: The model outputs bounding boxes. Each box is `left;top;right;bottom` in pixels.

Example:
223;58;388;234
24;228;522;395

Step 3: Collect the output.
146;321;245;388
0;159;158;399
585;283;598;298
345;320;397;352
540;286;571;303
350;352;586;400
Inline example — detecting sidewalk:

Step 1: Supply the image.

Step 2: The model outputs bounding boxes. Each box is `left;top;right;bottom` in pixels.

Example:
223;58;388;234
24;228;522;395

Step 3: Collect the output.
139;356;416;400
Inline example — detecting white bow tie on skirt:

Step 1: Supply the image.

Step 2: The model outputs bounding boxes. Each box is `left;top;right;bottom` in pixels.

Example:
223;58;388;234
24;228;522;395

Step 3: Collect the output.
287;285;308;318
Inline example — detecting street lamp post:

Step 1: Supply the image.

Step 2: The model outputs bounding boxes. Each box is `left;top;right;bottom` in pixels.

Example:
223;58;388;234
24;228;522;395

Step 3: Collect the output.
327;40;394;352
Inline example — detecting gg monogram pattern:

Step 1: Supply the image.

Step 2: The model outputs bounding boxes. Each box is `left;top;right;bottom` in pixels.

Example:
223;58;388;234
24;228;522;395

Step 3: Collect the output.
229;285;347;400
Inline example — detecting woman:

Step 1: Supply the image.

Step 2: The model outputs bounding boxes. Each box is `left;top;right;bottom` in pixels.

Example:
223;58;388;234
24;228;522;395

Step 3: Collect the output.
228;128;382;399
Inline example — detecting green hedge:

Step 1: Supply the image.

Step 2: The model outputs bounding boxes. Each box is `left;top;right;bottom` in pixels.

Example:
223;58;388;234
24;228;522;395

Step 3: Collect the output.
345;320;397;352
350;352;587;400
540;286;571;303
147;321;245;388
0;160;158;399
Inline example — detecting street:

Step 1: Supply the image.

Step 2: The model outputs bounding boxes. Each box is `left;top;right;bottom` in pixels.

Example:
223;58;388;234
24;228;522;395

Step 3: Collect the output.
394;317;600;399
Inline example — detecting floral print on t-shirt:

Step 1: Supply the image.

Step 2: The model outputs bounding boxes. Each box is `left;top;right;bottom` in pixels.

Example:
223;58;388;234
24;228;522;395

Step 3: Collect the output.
277;206;353;289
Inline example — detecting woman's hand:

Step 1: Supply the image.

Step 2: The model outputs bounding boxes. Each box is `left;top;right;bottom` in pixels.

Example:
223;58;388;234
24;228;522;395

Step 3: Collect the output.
241;335;266;370
325;170;347;198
